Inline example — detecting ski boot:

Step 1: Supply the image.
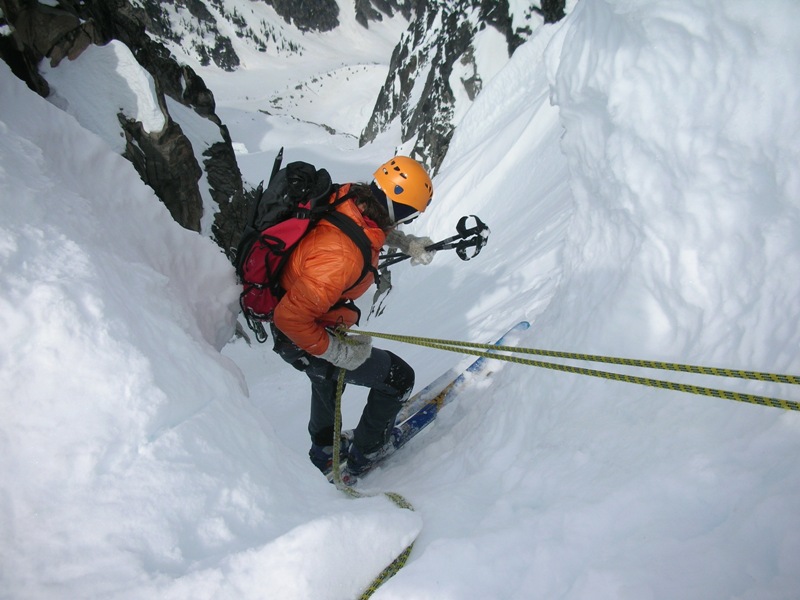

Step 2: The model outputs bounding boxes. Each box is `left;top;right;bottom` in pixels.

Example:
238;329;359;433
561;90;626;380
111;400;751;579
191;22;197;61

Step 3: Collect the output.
309;429;353;476
341;434;399;485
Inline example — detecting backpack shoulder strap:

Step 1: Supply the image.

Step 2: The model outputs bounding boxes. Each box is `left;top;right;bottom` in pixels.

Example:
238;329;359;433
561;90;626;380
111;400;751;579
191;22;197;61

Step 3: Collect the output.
322;210;380;292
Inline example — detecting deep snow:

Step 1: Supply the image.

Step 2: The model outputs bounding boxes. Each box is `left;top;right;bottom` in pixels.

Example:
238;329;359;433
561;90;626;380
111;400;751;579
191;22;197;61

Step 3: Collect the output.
2;1;799;599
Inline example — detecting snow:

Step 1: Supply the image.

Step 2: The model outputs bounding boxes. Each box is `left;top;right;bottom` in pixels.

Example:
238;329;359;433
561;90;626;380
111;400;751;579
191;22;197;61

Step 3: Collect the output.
449;24;510;125
471;23;511;86
162;0;407;118
2;1;799;599
40;40;167;153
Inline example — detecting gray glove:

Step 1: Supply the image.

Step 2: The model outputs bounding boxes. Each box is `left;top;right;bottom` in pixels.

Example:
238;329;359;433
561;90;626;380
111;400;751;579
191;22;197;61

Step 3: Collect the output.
386;229;436;266
319;333;373;370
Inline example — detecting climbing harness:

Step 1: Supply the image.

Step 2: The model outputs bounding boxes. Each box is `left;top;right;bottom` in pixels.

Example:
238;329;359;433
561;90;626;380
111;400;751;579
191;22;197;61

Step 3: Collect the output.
331;366;416;599
354;330;800;412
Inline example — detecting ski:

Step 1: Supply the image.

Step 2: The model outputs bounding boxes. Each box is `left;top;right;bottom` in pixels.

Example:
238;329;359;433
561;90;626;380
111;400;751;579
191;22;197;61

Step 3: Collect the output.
396;320;531;422
334;320;530;485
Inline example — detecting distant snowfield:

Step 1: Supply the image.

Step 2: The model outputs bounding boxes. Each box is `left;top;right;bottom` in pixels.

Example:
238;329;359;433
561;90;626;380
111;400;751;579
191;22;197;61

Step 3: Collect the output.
2;1;799;599
171;0;411;187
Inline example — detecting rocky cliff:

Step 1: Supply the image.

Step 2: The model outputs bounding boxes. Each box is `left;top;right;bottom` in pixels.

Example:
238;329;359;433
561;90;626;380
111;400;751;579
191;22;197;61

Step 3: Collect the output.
361;0;549;174
0;0;247;255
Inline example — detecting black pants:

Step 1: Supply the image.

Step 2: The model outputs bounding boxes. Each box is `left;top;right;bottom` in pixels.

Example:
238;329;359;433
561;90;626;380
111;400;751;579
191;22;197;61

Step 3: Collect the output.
271;325;414;454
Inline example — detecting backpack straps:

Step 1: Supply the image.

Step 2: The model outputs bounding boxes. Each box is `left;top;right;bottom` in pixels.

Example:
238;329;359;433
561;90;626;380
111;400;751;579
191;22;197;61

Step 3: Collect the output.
321;210;380;293
313;185;380;292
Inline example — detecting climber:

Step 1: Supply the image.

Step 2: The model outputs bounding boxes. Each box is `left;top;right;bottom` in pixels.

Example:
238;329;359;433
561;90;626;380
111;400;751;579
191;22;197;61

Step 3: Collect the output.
270;156;436;479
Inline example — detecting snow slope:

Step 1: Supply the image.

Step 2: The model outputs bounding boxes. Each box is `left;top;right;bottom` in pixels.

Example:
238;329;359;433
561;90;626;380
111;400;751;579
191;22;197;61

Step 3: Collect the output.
0;62;418;600
2;0;800;599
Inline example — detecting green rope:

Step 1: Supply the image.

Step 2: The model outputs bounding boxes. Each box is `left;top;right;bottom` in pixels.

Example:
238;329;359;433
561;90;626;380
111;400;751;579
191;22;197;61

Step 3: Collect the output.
327;326;800;596
359;330;800;385
331;367;416;599
354;330;800;413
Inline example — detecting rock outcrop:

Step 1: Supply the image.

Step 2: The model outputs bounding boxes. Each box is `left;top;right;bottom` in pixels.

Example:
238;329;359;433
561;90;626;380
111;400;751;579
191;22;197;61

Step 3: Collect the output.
0;0;246;249
360;0;545;174
257;0;339;32
354;0;416;28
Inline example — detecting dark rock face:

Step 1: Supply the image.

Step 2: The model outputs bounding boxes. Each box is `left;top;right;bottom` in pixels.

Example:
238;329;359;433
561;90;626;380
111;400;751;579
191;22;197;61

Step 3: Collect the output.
129;0;240;71
256;0;339;32
0;0;246;243
534;0;566;24
121;116;204;229
360;0;536;174
204;129;250;257
354;0;416;28
0;0;89;94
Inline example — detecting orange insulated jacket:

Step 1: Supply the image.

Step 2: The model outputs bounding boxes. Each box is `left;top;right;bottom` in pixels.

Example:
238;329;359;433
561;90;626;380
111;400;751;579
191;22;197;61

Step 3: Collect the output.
273;184;385;355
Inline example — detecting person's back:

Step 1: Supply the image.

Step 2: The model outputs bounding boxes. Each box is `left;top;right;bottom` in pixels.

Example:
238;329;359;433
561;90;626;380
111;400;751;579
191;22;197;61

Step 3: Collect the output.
274;183;385;354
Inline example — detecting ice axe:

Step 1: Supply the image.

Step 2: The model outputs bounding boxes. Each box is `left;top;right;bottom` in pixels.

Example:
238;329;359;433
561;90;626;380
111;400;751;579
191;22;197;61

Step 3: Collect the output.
379;215;490;269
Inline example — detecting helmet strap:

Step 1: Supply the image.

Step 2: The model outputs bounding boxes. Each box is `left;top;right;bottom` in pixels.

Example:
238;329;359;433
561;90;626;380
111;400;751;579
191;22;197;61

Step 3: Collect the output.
370;180;419;225
393;209;420;225
370;181;395;222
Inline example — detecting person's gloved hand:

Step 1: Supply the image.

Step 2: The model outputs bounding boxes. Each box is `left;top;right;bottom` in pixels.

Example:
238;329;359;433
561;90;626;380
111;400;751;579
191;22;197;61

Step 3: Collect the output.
386;229;436;266
319;333;373;370
406;235;436;265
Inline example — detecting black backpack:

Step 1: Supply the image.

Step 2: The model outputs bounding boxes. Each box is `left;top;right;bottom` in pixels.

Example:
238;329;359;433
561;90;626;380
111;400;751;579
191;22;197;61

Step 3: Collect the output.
234;152;375;343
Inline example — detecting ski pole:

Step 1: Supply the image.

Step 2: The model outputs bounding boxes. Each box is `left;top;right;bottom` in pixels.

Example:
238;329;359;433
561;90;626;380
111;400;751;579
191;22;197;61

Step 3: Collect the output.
379;215;490;269
269;146;284;185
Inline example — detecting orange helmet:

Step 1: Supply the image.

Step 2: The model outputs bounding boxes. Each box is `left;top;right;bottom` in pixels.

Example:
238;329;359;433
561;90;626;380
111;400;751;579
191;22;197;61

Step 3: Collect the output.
372;156;433;224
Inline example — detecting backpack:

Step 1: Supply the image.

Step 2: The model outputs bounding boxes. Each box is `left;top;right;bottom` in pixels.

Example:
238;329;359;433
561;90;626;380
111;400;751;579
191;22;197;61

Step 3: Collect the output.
234;153;376;343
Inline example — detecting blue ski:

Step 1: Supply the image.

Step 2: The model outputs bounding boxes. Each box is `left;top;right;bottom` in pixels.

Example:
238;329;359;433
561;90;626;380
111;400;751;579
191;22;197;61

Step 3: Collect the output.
395;320;531;422
336;321;530;484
